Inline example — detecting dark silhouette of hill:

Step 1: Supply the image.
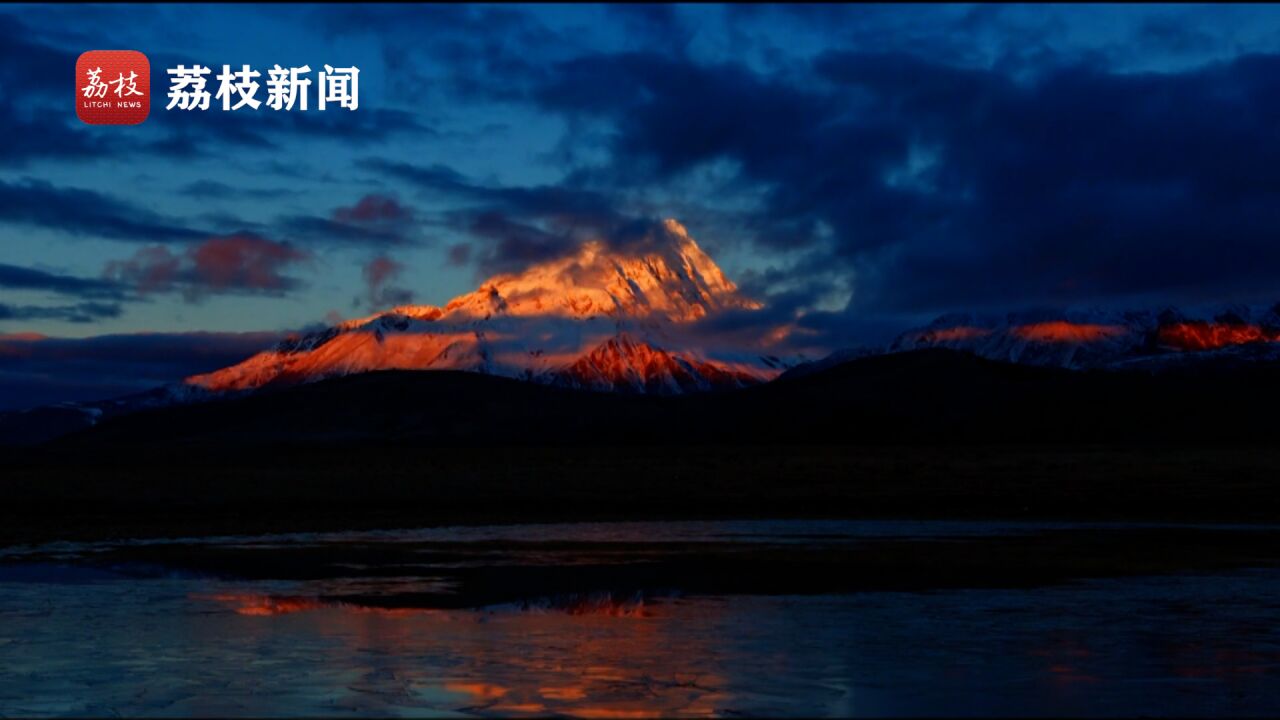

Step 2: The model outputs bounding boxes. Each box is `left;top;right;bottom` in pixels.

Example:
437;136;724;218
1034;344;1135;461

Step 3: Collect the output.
49;348;1280;448
6;348;1280;546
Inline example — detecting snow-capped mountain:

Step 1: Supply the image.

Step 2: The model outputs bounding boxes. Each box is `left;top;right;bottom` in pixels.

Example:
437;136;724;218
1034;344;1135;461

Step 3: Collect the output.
184;219;789;396
887;305;1280;370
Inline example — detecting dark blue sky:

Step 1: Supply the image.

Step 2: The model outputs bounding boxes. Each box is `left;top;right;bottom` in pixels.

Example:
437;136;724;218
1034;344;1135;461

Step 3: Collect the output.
4;3;1280;406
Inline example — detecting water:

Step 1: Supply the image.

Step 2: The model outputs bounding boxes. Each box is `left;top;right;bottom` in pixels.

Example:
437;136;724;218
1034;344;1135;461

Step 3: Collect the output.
2;520;1280;717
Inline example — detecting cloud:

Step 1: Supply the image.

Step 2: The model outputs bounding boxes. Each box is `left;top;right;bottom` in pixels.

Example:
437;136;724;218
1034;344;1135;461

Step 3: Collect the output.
446;243;471;266
278;193;420;246
307;4;562;101
0;262;145;327
516;48;1280;318
0;14;154;166
604;4;693;50
0;179;205;243
0;110;107;167
0;263;125;299
334;194;414;224
0;330;282;411
0;301;121;324
103;233;311;301
362;159;679;273
0;14;74;101
362;255;413;309
179;180;301;201
145;106;436;160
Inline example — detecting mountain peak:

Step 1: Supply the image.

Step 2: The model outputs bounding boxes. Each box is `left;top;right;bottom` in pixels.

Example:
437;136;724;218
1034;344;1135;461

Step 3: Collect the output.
551;333;761;393
427;218;758;324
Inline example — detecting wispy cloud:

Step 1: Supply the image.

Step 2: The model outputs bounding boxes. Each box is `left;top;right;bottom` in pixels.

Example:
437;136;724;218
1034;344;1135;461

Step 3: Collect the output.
0;263;126;300
0;179;204;243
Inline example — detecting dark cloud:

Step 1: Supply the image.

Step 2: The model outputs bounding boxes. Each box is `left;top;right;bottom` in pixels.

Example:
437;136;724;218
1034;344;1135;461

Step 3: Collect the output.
517;48;1280;317
0;14;73;100
0;14;145;166
0;301;121;324
0;112;107;167
278;193;420;246
460;211;576;273
0;179;205;244
446;243;471;267
0;263;148;327
0;330;281;410
146;105;435;159
308;5;561;101
604;5;693;52
0;263;125;300
814;51;1280;312
280;108;435;143
103;233;311;301
179;180;300;201
334;194;413;224
362;158;676;273
280;216;413;246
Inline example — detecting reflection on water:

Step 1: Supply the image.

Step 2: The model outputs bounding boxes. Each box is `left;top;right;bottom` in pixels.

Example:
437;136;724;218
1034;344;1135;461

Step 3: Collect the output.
1;521;1280;716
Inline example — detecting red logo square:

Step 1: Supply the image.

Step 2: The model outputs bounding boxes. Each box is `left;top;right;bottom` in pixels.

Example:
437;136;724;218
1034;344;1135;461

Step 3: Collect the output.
76;50;150;125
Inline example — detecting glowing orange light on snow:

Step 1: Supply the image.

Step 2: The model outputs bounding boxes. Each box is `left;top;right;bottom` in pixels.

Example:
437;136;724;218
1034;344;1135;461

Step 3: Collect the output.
1010;321;1128;343
1157;322;1280;351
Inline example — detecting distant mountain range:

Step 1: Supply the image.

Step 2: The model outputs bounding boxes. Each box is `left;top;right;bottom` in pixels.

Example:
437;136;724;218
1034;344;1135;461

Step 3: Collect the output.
887;306;1280;370
43;347;1280;450
3;220;1280;445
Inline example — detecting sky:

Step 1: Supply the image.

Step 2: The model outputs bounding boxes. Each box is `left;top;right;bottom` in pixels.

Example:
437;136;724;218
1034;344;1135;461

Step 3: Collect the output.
4;3;1280;408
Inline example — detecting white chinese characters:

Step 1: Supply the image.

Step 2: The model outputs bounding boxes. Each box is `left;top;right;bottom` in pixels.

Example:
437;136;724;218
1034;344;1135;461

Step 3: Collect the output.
215;65;261;111
318;65;359;111
166;65;211;110
83;67;143;99
165;63;358;111
266;64;311;111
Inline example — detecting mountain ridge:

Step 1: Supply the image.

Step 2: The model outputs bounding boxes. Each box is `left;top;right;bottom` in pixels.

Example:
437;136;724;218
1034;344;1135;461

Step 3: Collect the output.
184;219;785;396
45;347;1280;450
884;304;1280;370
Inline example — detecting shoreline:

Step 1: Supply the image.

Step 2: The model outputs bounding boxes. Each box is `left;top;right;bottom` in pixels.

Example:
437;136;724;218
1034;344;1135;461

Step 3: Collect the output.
7;441;1280;547
7;521;1280;608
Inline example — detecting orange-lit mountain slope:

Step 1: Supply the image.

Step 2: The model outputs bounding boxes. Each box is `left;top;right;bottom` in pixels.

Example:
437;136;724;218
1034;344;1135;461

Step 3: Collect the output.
186;220;787;395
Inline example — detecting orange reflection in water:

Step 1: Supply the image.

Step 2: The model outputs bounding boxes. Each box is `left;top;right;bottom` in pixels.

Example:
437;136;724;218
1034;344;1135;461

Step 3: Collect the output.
205;593;326;616
1029;634;1099;687
1010;321;1128;343
1157;321;1280;351
200;592;447;618
436;612;729;717
200;590;730;716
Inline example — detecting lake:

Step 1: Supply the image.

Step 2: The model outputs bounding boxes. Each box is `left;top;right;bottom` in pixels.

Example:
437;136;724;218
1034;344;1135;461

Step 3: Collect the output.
2;520;1279;716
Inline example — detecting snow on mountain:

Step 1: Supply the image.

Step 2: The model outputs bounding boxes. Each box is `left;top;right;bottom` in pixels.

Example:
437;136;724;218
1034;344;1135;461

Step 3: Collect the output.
549;334;763;394
184;219;789;396
886;304;1280;370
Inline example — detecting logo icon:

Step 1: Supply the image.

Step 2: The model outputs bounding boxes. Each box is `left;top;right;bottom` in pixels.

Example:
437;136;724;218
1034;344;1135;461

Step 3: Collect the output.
76;50;150;125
